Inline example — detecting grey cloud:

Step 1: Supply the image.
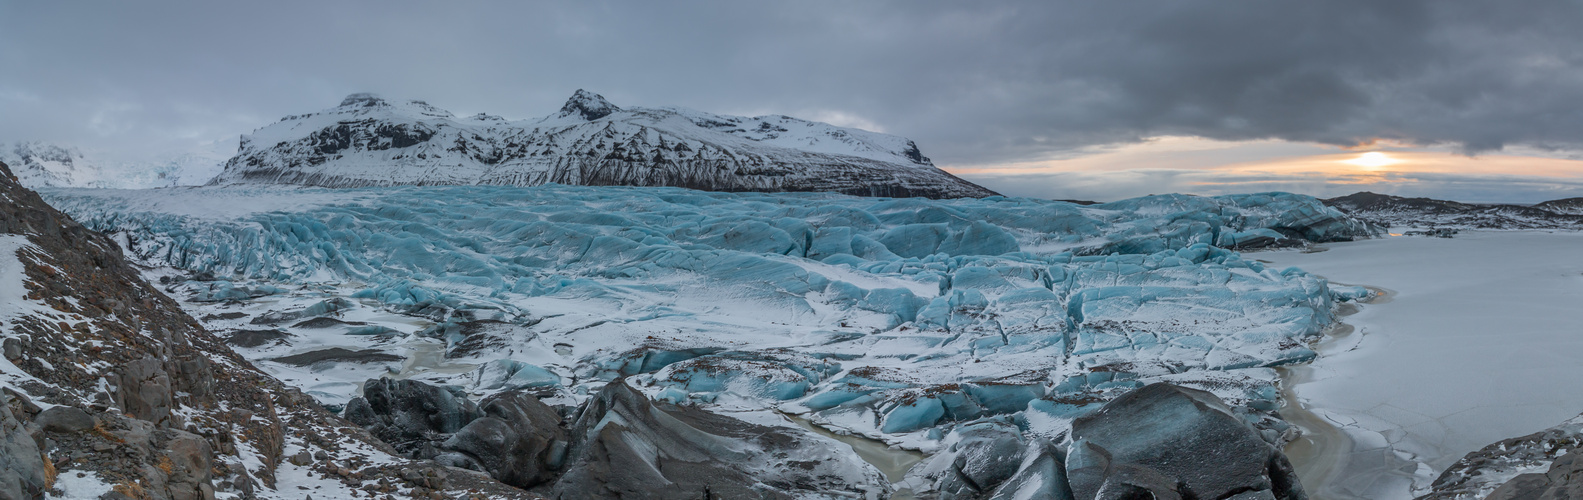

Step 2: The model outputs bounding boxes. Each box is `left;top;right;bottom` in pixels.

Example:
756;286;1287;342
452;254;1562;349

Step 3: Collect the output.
962;169;1583;205
0;0;1579;164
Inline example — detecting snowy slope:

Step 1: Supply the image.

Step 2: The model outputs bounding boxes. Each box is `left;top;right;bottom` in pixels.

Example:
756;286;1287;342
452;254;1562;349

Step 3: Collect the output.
207;91;997;199
0;139;236;189
0;141;105;188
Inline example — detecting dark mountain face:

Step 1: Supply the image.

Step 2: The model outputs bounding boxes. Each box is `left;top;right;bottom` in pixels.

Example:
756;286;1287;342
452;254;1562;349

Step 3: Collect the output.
1323;191;1476;214
1323;192;1583;229
208;91;999;199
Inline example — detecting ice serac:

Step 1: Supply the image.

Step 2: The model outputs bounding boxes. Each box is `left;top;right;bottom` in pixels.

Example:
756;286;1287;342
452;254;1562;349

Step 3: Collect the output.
206;90;998;199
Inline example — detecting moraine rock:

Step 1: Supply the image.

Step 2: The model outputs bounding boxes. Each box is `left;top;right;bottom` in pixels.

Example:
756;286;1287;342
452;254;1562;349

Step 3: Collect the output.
1419;414;1583;500
341;378;483;458
207;90;998;199
551;379;887;499
1067;383;1306;500
0;392;48;500
439;391;569;488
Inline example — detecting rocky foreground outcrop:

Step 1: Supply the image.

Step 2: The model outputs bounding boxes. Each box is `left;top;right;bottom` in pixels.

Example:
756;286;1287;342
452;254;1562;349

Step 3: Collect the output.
339;377;890;498
1419;415;1583;500
0;159;536;499
910;383;1308;500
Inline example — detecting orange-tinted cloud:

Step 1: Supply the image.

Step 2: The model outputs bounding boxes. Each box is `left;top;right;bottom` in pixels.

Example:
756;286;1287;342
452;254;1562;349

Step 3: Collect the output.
943;137;1583;203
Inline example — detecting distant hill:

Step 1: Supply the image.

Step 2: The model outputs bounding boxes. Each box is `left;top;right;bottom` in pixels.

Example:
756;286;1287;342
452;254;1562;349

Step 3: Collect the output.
1324;191;1583;229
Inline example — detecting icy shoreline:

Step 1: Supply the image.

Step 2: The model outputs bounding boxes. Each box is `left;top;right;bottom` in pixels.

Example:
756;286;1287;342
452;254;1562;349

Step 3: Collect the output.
1263;231;1583;499
1275;287;1387;500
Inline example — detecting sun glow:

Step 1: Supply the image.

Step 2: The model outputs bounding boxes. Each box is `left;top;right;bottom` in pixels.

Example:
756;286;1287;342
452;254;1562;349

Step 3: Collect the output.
1342;151;1400;169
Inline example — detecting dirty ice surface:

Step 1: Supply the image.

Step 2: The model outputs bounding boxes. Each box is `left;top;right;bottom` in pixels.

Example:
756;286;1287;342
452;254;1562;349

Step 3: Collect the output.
43;184;1374;491
1262;230;1583;499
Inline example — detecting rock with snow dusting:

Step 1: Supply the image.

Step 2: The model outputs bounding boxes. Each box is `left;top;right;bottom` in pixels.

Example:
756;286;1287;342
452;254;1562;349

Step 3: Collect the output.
1419;415;1583;500
440;390;569;488
551;379;886;499
1325;191;1583;230
342;378;483;458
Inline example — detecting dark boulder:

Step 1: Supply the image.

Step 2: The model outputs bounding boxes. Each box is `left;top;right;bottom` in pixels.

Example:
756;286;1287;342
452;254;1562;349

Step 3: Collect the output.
926;420;1037;499
440;391;569;488
986;441;1073;500
0;395;48;500
342;378;483;458
551;379;883;499
1068;383;1306;500
33;405;94;433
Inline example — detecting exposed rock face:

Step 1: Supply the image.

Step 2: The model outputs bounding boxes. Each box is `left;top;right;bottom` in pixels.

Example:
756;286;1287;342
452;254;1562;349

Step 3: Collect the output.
1324;191;1583;230
342;378;483;458
337;377;880;496
1419;415;1583;500
1068;383;1306;500
551;379;885;499
440;391;569;488
207;90;998;199
914;383;1305;500
0;392;48;500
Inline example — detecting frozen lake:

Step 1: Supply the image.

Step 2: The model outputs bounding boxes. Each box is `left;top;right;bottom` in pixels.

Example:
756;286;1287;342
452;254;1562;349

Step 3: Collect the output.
1262;231;1583;499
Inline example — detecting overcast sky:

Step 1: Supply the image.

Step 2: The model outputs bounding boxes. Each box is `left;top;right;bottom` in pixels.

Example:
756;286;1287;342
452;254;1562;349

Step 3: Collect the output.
3;1;1582;201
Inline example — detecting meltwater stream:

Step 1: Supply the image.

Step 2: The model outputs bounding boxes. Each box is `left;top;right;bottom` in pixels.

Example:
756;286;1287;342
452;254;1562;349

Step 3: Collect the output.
783;413;927;499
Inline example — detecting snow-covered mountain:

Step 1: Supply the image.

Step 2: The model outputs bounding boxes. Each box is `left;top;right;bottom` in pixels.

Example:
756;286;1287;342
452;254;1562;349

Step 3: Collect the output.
208;90;998;199
0;139;235;189
0;141;106;188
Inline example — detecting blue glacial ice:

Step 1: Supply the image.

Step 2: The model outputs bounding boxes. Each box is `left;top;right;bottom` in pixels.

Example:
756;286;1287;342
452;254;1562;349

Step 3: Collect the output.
43;184;1375;448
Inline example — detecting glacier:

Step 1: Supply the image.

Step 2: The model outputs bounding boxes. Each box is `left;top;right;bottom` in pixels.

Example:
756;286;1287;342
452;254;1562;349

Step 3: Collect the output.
43;184;1375;494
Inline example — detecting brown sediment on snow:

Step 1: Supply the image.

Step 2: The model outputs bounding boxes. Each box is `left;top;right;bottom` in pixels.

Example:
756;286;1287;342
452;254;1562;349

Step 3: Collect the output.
1280;284;1392;500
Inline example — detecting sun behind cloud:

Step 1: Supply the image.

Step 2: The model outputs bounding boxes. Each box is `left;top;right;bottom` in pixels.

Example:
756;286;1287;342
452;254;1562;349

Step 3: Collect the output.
1342;151;1400;169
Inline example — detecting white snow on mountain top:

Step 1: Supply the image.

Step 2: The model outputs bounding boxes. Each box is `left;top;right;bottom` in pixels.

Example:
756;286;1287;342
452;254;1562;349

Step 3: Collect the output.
210;90;992;198
0;138;236;189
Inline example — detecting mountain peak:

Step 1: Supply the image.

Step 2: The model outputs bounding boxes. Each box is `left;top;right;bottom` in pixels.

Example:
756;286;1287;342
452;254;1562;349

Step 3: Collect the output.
558;89;620;120
339;93;388;108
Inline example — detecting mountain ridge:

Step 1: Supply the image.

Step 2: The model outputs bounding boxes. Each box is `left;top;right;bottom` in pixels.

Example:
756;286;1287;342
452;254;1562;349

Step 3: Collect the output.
207;90;998;199
1323;191;1583;229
